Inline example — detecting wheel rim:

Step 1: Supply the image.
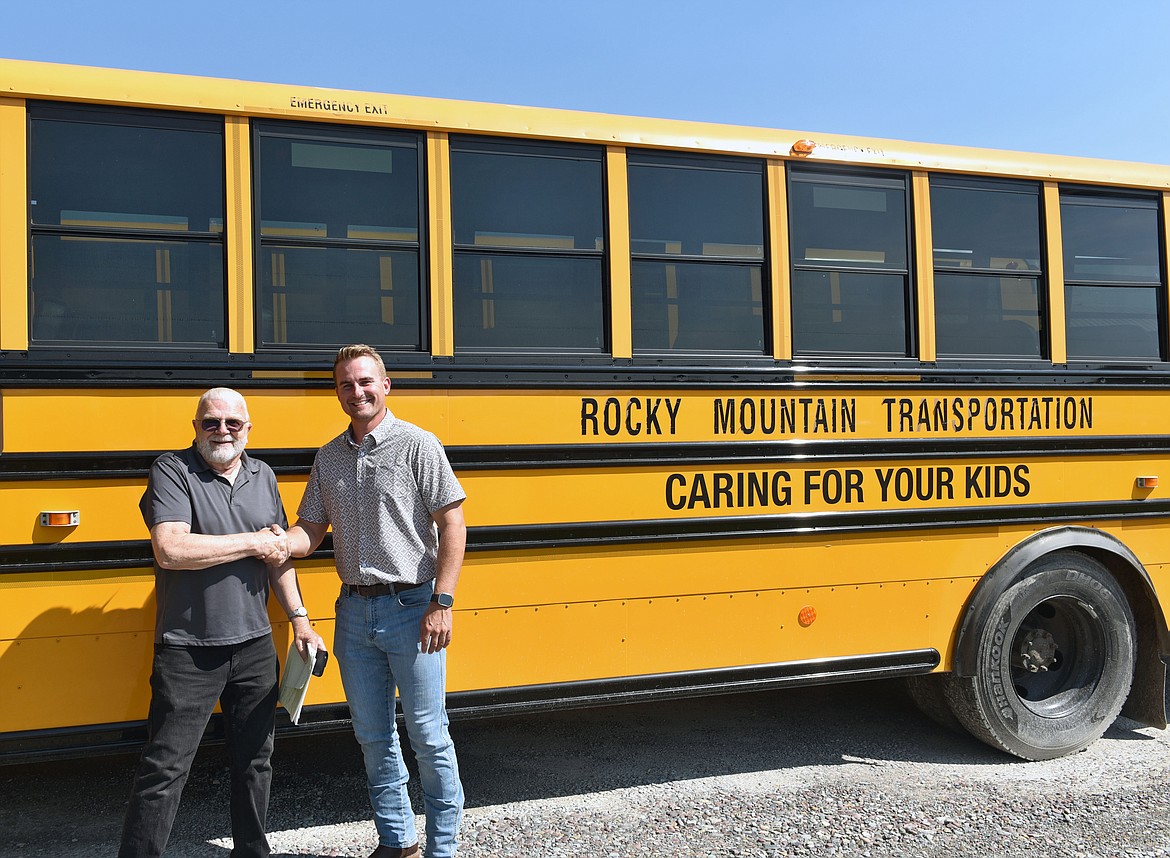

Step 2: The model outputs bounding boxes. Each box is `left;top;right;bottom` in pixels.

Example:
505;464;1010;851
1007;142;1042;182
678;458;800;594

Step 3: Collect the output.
1010;595;1106;718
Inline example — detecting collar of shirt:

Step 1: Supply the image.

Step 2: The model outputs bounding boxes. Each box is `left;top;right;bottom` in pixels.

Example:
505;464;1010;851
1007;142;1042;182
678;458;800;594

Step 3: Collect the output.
184;444;261;478
345;408;398;450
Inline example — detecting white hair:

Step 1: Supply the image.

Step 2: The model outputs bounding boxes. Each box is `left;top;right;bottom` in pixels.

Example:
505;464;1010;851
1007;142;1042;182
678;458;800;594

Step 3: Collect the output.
196;387;249;419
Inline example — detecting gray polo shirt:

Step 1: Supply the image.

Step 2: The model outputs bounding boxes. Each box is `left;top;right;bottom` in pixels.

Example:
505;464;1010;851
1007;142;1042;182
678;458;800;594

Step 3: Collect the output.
298;408;465;586
140;445;287;646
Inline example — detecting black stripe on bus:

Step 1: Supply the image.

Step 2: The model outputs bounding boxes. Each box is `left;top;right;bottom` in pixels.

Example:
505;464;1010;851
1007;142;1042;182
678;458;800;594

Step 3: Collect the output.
0;537;337;573
0;649;939;762
5;355;1170;388
466;499;1170;549
449;435;1170;469
4;435;1170;480
0;450;311;480
4;499;1170;572
445;648;942;716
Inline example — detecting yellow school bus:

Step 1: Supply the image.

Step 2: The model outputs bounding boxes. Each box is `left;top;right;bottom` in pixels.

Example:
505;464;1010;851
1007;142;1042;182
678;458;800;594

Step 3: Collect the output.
1;58;1168;762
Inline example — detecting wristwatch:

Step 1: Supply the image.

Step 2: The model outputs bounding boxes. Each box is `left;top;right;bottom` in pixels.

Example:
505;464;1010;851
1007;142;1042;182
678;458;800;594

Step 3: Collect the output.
430;592;455;609
288;606;309;620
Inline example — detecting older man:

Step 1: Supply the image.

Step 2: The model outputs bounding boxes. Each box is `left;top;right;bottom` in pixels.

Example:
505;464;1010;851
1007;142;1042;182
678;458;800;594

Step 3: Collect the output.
119;388;324;858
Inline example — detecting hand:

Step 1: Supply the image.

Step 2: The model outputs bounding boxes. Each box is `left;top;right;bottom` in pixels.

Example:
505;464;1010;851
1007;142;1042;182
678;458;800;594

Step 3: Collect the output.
419;605;453;654
254;526;289;566
292;615;327;662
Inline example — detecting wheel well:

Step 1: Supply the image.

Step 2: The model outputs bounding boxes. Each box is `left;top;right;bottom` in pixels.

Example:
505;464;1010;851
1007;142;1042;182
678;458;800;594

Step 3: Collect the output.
1091;547;1170;728
951;526;1168;729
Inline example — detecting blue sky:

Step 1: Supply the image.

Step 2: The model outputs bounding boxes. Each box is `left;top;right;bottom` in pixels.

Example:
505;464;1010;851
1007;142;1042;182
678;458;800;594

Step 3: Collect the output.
3;0;1167;164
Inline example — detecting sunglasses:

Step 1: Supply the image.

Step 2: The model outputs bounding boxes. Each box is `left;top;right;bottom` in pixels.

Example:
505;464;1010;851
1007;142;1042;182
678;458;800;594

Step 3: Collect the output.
200;417;246;432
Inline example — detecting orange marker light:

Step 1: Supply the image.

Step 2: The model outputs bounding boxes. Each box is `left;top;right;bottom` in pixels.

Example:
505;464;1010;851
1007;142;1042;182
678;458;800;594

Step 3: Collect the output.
798;605;817;627
1137;476;1159;489
791;139;817;156
40;511;80;527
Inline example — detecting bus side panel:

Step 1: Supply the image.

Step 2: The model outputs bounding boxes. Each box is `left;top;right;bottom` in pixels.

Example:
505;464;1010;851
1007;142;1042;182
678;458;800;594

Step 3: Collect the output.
0;566;342;734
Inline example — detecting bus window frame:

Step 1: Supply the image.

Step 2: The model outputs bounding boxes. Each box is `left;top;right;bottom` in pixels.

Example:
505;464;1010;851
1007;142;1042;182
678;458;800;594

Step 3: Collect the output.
448;135;610;358
250;119;429;357
1059;186;1165;364
26;102;228;354
787;164;916;360
626;150;770;359
929;174;1048;362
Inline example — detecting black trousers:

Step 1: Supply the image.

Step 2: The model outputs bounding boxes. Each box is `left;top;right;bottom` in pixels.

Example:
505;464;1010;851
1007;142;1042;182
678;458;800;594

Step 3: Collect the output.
118;635;279;858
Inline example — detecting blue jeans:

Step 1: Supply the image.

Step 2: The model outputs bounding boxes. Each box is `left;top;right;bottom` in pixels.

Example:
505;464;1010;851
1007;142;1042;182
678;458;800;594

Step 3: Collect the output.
119;635;278;858
334;582;464;857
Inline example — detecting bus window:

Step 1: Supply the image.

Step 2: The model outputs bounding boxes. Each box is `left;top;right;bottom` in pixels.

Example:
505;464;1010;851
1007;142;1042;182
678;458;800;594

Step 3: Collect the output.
628;153;766;354
930;178;1044;359
788;168;911;356
450;139;605;352
1061;191;1163;361
28;105;225;347
254;123;424;351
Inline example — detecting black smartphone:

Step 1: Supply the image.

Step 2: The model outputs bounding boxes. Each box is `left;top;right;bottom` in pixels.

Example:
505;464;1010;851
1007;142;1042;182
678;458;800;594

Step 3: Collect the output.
312;649;329;677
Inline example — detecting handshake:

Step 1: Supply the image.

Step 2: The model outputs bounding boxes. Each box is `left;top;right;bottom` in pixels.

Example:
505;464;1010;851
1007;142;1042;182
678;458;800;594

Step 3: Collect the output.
254;523;292;566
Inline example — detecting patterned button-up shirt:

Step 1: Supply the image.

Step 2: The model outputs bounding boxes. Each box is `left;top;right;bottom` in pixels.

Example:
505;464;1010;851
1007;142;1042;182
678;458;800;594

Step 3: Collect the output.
298;408;466;585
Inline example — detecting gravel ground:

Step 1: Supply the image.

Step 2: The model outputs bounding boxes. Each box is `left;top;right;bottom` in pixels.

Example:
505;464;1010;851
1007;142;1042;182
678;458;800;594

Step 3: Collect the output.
2;679;1169;858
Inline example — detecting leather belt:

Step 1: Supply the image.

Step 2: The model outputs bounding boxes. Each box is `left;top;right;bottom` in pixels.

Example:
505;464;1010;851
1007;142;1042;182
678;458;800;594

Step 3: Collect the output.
344;581;426;597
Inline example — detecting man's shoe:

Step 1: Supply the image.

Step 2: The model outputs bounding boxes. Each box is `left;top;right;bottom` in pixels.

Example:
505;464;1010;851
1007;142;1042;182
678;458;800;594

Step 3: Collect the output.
368;845;419;858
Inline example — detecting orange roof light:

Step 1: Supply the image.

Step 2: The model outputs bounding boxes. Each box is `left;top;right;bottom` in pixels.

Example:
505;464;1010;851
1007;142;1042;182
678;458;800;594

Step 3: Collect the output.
791;139;817;156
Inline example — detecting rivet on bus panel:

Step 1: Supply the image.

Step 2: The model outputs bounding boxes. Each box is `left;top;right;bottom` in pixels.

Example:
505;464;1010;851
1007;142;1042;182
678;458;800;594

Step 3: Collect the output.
1136;476;1159;489
39;511;80;527
798;605;817;627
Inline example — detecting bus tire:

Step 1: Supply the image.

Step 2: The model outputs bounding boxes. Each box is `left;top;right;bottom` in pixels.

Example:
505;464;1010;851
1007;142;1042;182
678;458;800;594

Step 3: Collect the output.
944;551;1135;760
904;674;966;735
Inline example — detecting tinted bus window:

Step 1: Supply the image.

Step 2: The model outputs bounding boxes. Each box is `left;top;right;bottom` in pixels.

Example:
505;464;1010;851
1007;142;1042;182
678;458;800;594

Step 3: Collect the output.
28;105;225;347
931;178;1043;358
450;139;605;352
788;168;911;355
254;124;423;350
1061;192;1162;360
628;153;766;354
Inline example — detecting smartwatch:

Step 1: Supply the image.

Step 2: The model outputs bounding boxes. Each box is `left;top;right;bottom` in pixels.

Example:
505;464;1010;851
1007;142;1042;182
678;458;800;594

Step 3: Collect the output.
430;592;455;609
288;606;309;620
